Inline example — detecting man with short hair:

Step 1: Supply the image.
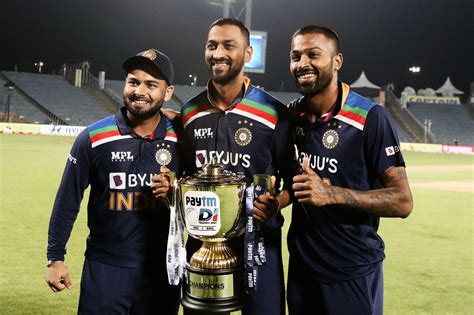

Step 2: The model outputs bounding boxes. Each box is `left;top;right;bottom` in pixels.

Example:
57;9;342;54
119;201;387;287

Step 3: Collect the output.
181;18;293;315
287;25;413;315
45;49;181;314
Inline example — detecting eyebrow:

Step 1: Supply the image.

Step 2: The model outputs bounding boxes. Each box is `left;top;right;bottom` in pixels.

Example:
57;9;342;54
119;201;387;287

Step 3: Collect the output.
291;46;325;54
207;39;237;44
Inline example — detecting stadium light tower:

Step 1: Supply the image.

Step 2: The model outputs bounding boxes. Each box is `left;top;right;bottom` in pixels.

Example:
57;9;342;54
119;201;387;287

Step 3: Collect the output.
34;61;44;73
4;83;14;122
409;66;421;73
189;74;197;86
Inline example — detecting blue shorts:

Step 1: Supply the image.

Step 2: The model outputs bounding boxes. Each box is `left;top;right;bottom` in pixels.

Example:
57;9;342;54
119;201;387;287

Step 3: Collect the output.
287;262;383;315
78;259;180;315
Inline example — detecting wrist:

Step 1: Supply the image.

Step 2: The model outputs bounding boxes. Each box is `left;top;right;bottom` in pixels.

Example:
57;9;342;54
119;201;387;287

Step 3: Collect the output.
46;260;64;267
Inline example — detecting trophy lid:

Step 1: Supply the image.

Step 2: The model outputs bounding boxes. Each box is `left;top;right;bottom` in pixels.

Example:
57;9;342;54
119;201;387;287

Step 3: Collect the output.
180;159;246;185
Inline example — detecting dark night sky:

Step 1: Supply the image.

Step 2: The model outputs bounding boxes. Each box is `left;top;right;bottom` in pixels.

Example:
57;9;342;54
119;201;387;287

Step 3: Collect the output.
2;0;473;95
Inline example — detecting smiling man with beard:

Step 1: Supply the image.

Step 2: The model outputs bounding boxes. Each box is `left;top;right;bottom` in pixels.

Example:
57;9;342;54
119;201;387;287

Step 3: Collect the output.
45;49;182;314
177;18;294;315
286;25;413;315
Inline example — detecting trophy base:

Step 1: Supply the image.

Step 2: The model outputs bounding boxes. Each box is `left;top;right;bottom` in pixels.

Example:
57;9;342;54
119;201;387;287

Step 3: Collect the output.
182;264;245;314
182;294;246;315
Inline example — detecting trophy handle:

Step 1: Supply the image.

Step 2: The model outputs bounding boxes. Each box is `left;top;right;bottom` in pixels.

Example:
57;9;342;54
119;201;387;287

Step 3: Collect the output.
164;171;177;210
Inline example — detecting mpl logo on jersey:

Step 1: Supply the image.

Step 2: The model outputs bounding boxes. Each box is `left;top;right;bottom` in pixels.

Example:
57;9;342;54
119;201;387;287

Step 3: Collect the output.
111;151;134;162
184;191;221;236
194;128;213;139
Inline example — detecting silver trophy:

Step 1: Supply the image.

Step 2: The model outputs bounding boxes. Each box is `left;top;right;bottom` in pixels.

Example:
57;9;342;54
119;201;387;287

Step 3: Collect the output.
177;161;247;314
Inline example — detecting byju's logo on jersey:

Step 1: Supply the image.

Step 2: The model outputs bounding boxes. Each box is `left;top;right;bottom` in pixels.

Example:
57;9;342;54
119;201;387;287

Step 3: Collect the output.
109;172;155;189
195;150;251;168
109;173;126;189
385;145;400;156
194;128;214;139
111;151;134;162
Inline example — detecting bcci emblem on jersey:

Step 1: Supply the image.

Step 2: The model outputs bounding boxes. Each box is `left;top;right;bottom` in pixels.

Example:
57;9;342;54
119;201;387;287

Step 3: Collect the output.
322;129;339;149
155;148;172;166
234;127;252;146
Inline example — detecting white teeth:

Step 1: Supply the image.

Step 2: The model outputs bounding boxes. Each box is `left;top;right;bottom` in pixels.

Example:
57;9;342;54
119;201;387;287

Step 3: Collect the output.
298;73;316;79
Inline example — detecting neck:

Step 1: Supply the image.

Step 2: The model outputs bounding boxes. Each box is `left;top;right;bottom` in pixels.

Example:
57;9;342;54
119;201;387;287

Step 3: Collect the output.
306;80;339;122
127;112;161;137
210;74;245;110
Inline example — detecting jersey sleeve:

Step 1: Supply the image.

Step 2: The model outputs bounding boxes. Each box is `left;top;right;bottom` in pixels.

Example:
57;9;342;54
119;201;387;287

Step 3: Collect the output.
272;105;296;194
46;129;92;261
363;105;405;176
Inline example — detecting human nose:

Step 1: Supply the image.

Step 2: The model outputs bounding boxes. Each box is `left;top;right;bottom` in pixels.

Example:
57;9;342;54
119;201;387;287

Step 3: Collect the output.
213;44;226;59
297;54;311;69
133;83;146;96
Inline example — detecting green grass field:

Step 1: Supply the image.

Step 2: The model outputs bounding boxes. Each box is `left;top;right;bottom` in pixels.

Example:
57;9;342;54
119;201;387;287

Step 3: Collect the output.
0;134;472;314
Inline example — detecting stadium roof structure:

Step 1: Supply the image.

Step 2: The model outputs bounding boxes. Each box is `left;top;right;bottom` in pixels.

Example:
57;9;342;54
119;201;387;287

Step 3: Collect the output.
435;77;464;96
349;71;380;97
350;71;381;89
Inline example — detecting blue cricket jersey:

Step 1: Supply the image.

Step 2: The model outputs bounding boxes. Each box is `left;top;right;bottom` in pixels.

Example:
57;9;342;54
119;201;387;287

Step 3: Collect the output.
47;107;181;268
288;82;405;283
181;78;294;230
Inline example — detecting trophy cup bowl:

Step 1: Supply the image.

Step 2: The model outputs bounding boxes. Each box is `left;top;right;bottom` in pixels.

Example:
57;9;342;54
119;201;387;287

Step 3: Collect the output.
177;161;247;314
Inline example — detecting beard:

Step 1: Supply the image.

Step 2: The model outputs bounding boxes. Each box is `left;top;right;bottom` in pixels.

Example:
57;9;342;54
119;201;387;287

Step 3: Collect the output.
295;62;334;97
123;96;163;119
206;58;245;85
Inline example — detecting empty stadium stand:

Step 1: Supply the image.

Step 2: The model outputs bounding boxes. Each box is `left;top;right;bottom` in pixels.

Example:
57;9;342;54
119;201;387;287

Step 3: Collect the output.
2;71;111;125
0;77;50;123
407;102;474;145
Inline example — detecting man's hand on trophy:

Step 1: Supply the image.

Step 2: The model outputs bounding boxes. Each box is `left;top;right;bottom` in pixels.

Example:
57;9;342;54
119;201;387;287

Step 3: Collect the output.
151;166;173;200
253;176;280;222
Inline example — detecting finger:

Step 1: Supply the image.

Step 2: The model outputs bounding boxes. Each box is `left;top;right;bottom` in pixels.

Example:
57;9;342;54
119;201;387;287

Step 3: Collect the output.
297;197;312;204
302;157;314;175
292;182;309;192
63;274;72;289
292;174;308;184
270;176;276;196
52;280;66;292
294;190;310;199
253;210;267;223
160;165;171;174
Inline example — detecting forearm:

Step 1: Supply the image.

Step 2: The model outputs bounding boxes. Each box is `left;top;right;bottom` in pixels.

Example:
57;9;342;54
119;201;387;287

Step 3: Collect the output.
330;185;413;218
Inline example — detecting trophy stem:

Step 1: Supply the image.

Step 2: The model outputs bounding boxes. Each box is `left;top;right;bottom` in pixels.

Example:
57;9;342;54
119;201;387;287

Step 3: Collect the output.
190;238;239;269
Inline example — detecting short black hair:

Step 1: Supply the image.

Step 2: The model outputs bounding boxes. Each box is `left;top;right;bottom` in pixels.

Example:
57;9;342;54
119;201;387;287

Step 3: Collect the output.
210;18;250;46
293;25;340;54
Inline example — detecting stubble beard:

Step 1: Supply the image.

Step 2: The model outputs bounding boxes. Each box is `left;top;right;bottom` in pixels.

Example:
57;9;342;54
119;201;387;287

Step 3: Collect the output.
207;59;244;85
123;97;162;119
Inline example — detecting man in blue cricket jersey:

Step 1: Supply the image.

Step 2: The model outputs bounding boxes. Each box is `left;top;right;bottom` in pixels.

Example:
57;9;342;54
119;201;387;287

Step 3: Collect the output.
180;18;294;315
287;25;413;315
45;49;182;314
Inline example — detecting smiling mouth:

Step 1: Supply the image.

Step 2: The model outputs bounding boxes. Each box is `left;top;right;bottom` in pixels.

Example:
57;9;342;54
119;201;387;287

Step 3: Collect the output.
130;98;150;106
296;72;317;83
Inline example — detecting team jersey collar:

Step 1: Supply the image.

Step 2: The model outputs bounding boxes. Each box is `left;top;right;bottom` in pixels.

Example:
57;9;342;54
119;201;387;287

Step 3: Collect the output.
206;76;251;110
115;106;167;140
300;81;350;124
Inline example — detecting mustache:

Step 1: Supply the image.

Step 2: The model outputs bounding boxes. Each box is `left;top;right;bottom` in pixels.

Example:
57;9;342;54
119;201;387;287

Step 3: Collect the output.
210;57;231;64
129;95;150;102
